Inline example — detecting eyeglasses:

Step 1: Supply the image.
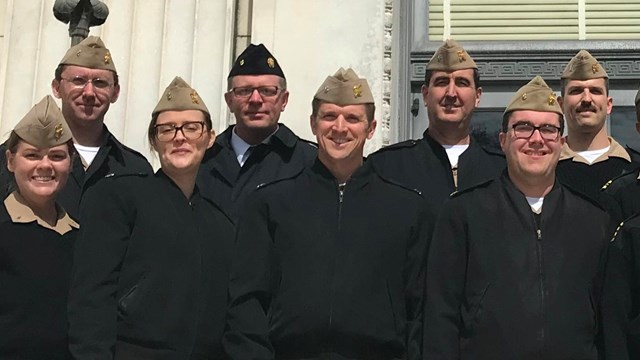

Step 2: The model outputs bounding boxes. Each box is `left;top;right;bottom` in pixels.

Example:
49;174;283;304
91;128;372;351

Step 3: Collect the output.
511;122;561;141
61;76;113;89
154;121;206;142
230;86;280;98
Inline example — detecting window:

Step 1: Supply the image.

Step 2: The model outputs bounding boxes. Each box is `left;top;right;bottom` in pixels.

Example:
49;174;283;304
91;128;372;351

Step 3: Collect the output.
428;0;640;41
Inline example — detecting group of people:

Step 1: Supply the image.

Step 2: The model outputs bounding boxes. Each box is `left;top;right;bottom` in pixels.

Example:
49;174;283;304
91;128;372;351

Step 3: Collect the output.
1;33;640;360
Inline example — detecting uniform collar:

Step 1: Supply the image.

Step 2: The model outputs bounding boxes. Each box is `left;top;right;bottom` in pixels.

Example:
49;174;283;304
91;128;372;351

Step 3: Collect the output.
4;191;79;235
560;136;631;163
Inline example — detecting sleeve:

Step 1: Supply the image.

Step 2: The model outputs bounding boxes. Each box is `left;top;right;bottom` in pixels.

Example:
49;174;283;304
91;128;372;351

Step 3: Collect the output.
404;199;436;360
423;198;467;359
603;223;636;360
222;191;276;359
67;179;133;359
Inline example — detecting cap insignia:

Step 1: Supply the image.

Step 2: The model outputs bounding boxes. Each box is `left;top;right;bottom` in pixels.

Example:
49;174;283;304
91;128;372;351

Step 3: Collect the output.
267;57;275;69
54;123;64;141
521;93;528;101
104;51;111;65
239;59;245;66
457;50;466;62
167;91;172;101
323;86;330;93
437;54;443;63
190;91;200;104
547;94;556;105
353;84;362;98
592;63;599;74
76;50;82;57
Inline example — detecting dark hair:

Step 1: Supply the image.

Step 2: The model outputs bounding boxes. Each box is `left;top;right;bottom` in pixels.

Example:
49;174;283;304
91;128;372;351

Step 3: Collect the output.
310;98;376;124
501;111;565;133
424;68;481;89
147;111;213;149
54;64;119;87
226;76;287;92
560;77;609;97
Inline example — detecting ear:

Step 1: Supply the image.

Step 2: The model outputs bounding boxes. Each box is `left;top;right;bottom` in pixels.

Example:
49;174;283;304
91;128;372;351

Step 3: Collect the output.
310;114;317;136
474;86;483;107
420;84;429;106
557;95;564;107
206;129;216;149
366;119;377;140
224;91;233;108
110;83;121;103
51;79;62;99
6;150;15;173
606;96;613;115
280;90;290;111
499;131;507;153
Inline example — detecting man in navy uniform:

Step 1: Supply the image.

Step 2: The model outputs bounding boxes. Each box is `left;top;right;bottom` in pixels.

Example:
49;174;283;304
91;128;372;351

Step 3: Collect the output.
197;44;316;221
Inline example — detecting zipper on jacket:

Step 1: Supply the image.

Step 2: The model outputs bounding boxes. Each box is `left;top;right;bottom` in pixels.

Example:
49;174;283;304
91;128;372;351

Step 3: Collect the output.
535;227;546;351
327;182;347;353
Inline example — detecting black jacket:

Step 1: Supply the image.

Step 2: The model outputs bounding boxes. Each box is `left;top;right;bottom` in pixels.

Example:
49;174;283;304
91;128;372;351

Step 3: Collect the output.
603;214;640;360
424;173;610;360
197;124;317;222
367;129;505;212
68;170;234;359
0;200;77;360
0;126;152;219
224;159;434;360
602;169;640;221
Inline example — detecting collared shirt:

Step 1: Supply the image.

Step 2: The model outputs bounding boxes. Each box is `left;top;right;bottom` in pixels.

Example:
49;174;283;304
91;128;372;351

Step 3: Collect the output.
560;137;631;164
230;125;280;166
4;191;78;235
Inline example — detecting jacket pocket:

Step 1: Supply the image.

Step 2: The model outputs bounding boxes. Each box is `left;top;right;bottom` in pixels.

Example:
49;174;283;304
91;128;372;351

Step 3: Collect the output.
588;288;599;335
460;283;491;335
118;275;146;319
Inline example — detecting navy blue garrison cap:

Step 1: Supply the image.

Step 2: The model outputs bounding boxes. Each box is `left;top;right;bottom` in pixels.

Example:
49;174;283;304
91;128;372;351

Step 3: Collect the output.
228;43;285;79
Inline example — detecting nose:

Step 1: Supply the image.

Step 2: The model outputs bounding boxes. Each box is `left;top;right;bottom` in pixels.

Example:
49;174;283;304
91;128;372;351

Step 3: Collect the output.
528;128;545;143
581;89;593;103
82;81;96;97
248;88;263;104
444;82;457;100
37;156;53;170
332;116;347;132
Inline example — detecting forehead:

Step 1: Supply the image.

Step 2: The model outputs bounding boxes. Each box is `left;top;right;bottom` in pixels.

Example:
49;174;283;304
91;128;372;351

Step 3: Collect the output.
508;110;561;127
230;74;282;87
15;140;68;153
563;77;607;91
61;65;116;80
317;102;367;117
429;68;475;83
155;109;205;124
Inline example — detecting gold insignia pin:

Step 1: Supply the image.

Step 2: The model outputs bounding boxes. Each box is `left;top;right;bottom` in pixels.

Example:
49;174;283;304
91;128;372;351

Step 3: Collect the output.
437;55;443;63
239;59;245;66
323;86;330;93
522;93;528;101
190;90;199;104
592;63;599;74
457;50;466;62
267;57;275;69
76;50;82;57
54;124;64;140
547;94;556;105
104;52;111;64
353;84;362;98
167;91;172;101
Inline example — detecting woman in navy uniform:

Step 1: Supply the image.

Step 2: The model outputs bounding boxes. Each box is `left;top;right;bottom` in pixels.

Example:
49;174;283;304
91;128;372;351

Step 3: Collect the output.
68;77;235;359
0;96;78;359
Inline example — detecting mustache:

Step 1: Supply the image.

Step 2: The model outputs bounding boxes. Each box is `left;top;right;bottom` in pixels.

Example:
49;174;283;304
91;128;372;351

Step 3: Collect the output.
576;106;597;112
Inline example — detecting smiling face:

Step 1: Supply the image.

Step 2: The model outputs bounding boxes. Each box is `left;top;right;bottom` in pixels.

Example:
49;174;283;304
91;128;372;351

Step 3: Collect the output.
51;65;120;129
422;68;481;131
6;140;72;206
559;78;612;135
500;110;565;185
151;110;215;178
225;74;288;144
311;102;376;167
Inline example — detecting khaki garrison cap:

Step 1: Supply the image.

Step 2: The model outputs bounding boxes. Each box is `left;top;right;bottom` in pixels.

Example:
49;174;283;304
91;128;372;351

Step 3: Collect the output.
13;95;72;148
153;76;209;116
59;36;116;72
426;39;477;71
504;76;563;116
561;50;608;80
314;68;374;106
